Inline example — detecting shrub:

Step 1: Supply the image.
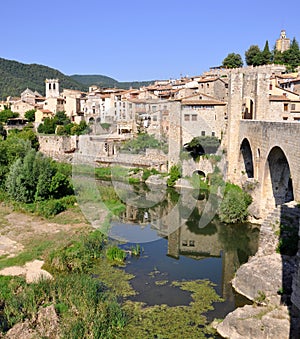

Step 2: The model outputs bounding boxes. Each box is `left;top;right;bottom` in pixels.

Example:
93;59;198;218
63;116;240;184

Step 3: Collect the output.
46;230;106;273
35;199;66;218
101;123;111;130
142;168;159;181
120;133;166;154
219;183;252;223
167;164;181;187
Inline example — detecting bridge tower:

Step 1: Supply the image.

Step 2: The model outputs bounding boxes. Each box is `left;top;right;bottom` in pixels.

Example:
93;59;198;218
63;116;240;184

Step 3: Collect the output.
168;101;182;169
226;71;244;183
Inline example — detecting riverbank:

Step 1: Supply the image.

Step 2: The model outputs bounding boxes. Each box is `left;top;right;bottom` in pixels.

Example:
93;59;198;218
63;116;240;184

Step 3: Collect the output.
216;202;300;339
0;200;226;338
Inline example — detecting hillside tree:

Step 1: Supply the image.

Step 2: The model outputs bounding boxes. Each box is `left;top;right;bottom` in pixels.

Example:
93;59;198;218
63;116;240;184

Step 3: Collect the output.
24;109;36;122
245;45;263;66
222;53;243;68
283;37;300;70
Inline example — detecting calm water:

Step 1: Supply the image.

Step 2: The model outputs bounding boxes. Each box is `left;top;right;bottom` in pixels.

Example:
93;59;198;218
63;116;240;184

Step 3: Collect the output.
107;182;260;320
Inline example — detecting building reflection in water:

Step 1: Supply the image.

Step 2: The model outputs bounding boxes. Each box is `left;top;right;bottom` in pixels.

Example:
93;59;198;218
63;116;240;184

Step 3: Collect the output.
112;181;260;301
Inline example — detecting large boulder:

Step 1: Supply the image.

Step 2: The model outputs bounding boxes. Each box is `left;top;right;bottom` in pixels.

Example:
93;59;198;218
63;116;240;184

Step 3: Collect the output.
4;305;60;339
232;253;296;305
216;304;290;339
145;174;168;186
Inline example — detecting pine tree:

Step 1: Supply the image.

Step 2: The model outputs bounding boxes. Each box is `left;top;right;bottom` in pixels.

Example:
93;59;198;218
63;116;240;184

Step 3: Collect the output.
261;40;272;65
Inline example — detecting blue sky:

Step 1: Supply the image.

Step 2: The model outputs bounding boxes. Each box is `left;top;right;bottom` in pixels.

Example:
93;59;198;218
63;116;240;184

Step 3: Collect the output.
1;0;299;81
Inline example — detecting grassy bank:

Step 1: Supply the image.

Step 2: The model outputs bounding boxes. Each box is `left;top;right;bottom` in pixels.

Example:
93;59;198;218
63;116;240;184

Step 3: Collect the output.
0;201;224;338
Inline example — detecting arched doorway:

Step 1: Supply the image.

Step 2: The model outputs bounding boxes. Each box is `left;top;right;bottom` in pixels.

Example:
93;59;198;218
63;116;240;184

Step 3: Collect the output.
193;170;206;178
266;146;294;206
240;138;254;178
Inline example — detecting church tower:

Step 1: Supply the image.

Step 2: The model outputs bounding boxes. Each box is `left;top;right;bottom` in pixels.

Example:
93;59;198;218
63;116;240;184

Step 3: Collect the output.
276;30;290;53
45;79;60;98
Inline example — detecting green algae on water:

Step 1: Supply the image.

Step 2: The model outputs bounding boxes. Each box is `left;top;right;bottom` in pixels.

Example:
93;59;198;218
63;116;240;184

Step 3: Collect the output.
118;279;224;338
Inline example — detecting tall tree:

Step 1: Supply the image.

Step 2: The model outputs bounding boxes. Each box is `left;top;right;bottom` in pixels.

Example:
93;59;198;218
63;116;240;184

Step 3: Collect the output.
245;45;263;66
261;40;272;65
222;53;243;68
272;44;285;65
283;37;300;70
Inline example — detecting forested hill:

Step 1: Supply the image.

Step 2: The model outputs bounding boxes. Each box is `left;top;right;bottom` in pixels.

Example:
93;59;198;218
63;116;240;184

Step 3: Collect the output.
0;58;87;99
0;57;155;100
70;74;154;89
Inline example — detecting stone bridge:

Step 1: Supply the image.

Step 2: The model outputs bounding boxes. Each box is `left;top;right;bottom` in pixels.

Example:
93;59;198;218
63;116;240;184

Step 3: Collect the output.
227;120;300;216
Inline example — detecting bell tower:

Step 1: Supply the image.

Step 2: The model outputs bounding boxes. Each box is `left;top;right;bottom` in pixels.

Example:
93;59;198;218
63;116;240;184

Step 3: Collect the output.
45;79;60;98
276;30;290;53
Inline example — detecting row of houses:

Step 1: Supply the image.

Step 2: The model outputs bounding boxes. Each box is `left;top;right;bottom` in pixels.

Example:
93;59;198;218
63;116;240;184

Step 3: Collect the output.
2;61;300;143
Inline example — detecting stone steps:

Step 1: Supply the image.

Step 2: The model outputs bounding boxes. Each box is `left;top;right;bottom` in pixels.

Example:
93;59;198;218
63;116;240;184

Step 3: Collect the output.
261;202;300;230
257;201;300;256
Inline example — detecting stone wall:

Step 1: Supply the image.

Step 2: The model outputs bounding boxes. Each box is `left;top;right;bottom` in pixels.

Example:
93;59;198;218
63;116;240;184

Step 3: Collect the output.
38;135;78;162
181;158;214;177
95;150;168;171
292;225;300;312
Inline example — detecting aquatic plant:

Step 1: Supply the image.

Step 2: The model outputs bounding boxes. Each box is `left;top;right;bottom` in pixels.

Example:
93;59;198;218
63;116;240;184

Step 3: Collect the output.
117;279;223;338
130;244;143;256
106;246;126;264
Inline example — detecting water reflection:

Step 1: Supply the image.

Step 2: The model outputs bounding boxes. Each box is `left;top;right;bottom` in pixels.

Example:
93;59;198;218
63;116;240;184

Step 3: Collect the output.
107;181;260;316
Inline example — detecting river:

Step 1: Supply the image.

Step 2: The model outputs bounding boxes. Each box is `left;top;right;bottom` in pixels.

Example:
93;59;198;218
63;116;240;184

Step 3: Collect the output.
105;181;260;320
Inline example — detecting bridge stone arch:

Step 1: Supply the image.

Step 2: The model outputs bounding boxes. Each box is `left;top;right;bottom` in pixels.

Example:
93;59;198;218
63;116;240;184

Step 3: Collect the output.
239;138;254;178
227;121;300;216
263;146;294;207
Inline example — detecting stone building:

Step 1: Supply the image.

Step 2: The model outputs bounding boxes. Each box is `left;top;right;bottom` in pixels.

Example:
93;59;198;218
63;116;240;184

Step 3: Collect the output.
11;100;36;118
21;88;43;105
43;96;64;115
276;30;291;52
61;89;84;122
10;88;44;118
35;109;54;123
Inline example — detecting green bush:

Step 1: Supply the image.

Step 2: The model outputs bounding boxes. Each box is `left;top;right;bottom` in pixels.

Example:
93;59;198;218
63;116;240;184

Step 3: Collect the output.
219;183;252;224
142;168;159;181
45;230;106;273
167;165;181;187
24;109;36;122
120;133;166;154
101;123;111;130
35;199;65;218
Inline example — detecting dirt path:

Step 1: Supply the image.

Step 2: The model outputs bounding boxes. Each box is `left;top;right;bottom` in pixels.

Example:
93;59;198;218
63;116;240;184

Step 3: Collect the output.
0;204;90;281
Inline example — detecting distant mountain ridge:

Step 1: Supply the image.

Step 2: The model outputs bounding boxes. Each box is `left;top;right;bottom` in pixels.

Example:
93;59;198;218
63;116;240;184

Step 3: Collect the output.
70;74;154;89
0;57;87;100
0;57;155;100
